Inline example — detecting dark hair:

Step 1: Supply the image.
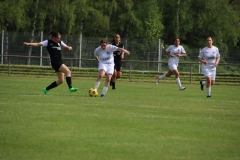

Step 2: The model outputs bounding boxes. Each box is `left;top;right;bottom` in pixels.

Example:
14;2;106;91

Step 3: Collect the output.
115;34;120;38
174;37;180;41
47;31;60;38
207;36;212;40
99;39;108;44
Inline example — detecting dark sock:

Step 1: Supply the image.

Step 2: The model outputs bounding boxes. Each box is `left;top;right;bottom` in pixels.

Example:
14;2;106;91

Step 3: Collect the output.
112;82;115;87
66;77;72;89
46;81;58;90
110;78;112;86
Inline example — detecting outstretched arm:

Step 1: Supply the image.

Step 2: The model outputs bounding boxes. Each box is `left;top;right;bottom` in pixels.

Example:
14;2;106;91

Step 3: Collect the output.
23;42;42;47
65;46;72;51
117;48;130;55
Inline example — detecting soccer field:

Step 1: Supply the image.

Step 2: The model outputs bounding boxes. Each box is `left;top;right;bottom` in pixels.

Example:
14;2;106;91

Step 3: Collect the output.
0;76;240;160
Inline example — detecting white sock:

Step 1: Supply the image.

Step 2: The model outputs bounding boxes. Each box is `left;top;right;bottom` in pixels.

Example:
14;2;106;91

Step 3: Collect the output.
206;87;211;96
94;81;100;89
202;81;206;85
159;74;166;80
102;86;108;95
176;78;182;88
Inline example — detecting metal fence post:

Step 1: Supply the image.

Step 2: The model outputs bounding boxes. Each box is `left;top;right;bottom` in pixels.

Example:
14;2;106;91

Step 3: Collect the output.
40;31;43;66
129;62;132;81
8;56;10;75
190;64;192;83
1;30;4;65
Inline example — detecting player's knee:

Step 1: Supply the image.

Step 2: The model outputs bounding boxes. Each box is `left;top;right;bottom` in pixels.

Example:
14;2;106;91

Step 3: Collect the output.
66;70;71;77
98;74;104;78
57;80;64;85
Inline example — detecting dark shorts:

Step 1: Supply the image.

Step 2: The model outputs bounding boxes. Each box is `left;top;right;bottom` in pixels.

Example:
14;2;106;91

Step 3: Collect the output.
114;62;122;72
51;61;63;72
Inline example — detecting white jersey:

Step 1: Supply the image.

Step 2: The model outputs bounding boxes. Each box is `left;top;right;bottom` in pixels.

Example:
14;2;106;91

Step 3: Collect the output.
198;46;220;67
166;45;186;64
94;44;118;64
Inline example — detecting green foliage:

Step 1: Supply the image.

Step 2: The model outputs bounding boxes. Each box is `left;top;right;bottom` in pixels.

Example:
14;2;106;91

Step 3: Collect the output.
0;0;240;49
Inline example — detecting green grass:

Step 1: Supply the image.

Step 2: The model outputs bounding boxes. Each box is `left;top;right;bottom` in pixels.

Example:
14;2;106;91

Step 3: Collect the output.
0;76;240;160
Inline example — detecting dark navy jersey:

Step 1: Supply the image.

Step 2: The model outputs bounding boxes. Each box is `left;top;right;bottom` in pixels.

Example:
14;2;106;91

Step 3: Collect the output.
112;42;124;63
46;40;63;64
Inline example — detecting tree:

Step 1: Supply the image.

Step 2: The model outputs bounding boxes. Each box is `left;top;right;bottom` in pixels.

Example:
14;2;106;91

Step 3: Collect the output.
0;0;27;63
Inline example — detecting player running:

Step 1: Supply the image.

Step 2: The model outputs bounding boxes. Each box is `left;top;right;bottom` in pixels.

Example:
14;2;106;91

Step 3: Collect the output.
155;38;187;90
110;34;125;90
198;37;220;97
23;31;78;95
93;39;130;97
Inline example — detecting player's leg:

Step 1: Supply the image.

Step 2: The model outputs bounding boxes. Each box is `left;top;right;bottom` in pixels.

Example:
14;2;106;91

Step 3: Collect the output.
94;63;106;89
111;69;117;89
100;64;114;97
156;69;171;84
156;62;175;84
112;65;122;89
116;68;122;79
200;66;212;96
172;69;186;90
206;76;212;97
94;69;105;89
200;66;208;91
59;64;78;93
206;69;216;97
101;74;112;97
42;63;63;95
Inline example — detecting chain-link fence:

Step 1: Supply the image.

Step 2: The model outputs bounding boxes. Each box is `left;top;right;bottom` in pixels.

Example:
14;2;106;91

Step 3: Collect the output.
1;31;240;74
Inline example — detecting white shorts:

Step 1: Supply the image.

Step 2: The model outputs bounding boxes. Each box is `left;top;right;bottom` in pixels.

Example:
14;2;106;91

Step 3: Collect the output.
168;61;178;71
202;65;216;80
98;63;114;75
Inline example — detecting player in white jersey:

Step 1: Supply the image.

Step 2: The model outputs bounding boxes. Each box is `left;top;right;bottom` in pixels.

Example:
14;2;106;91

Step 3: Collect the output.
93;39;130;97
155;38;187;90
198;37;220;97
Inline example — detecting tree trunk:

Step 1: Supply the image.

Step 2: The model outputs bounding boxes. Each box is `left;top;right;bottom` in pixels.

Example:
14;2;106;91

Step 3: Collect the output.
27;0;39;65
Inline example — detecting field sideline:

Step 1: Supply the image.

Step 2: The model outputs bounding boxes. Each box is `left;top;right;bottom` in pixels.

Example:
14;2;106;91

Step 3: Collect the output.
0;76;240;160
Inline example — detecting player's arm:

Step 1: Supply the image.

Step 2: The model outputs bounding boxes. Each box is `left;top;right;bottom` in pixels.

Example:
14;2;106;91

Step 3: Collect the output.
65;46;72;51
117;48;130;55
178;52;187;57
214;57;220;67
164;51;174;57
198;57;207;65
95;56;99;63
121;51;124;60
23;42;42;47
61;41;72;51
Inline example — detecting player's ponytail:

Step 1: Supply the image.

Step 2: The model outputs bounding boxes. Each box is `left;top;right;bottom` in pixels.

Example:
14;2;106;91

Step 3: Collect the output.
47;31;60;38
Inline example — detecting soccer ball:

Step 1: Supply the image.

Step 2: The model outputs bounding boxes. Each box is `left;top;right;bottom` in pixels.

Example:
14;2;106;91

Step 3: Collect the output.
89;88;98;97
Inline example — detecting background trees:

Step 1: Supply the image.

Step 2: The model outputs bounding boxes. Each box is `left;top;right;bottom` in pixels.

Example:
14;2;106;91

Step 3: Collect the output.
0;0;239;49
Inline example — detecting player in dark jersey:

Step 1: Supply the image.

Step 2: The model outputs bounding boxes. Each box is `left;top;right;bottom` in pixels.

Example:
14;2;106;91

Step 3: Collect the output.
23;31;78;95
110;34;125;89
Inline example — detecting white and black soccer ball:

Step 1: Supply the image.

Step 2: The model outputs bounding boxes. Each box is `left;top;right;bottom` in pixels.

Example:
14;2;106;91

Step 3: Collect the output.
89;88;98;97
